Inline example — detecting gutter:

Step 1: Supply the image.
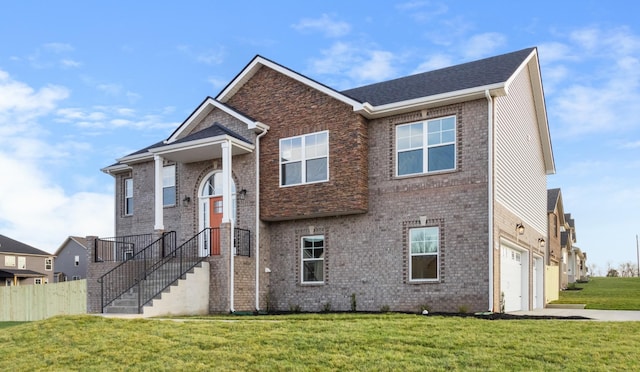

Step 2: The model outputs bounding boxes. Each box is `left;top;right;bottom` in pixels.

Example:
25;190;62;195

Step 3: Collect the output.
485;90;495;312
254;123;269;311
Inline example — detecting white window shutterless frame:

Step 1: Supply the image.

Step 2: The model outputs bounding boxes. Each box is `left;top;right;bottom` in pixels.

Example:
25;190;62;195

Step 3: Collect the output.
396;116;456;176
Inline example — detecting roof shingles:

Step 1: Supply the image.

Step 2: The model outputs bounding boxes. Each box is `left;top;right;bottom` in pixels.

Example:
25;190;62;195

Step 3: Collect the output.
341;47;535;106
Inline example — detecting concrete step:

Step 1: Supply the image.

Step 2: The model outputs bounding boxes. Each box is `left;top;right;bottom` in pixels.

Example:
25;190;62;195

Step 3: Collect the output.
103;262;202;315
103;305;139;314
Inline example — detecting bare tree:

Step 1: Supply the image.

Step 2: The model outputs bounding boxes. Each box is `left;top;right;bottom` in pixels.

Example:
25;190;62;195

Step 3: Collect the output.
618;262;638;278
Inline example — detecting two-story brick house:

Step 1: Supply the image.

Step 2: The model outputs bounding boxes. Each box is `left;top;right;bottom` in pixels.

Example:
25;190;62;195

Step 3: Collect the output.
93;47;554;315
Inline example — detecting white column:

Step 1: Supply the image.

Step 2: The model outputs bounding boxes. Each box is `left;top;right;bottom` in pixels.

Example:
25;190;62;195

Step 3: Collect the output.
154;154;164;231
221;140;235;312
221;141;232;223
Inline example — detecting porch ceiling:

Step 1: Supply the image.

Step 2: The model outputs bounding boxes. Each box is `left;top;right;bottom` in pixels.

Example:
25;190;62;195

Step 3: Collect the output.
150;136;254;163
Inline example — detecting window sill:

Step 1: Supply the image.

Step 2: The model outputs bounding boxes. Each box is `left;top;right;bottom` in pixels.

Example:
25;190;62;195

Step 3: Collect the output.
395;168;457;180
408;279;441;284
299;282;325;287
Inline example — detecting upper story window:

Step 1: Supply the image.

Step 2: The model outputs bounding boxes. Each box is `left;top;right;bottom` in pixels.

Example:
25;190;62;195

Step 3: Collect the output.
163;165;176;207
45;258;53;271
74;255;80;266
280;131;329;186
4;255;16;267
124;178;133;215
396;116;456;177
409;226;440;281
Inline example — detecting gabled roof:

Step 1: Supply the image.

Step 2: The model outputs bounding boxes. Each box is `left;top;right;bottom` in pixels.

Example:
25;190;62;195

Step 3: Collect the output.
167;96;262;143
102;97;261;174
216;55;364;110
547;188;562;212
342;48;535;106
53;236;89;257
103;47;554;174
0;234;51;256
172;123;252;145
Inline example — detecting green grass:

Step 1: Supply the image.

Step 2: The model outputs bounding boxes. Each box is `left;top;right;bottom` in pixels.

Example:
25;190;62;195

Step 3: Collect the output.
1;314;640;370
0;321;27;330
555;277;640;310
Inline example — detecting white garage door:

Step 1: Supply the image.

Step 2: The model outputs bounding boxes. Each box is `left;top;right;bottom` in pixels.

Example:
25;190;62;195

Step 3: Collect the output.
500;243;527;312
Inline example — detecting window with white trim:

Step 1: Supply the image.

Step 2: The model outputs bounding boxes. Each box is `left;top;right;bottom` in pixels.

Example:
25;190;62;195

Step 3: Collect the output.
35;278;42;285
409;227;439;281
396;116;456;176
124;178;133;215
45;258;53;271
4;255;15;267
280;131;328;186
301;235;324;283
163;164;176;206
74;255;80;266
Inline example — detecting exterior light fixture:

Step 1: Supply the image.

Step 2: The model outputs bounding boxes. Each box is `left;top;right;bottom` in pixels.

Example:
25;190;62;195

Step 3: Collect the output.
538;238;546;248
516;223;525;235
238;188;247;200
182;195;191;206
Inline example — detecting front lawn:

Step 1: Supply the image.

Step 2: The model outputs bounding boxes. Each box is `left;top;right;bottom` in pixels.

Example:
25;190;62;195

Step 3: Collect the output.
1;314;640;370
555;277;640;310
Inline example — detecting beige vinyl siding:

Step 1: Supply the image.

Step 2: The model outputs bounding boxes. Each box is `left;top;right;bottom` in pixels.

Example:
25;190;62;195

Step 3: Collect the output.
494;65;547;235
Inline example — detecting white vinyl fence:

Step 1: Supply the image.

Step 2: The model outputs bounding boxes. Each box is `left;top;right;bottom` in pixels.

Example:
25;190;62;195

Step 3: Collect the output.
0;280;87;321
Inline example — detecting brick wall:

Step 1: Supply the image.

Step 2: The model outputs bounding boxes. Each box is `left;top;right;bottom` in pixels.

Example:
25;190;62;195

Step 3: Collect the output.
264;100;492;313
85;236;120;313
227;67;369;221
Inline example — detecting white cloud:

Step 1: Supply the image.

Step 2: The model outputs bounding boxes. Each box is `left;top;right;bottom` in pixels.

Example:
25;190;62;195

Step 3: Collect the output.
396;1;448;22
352;51;396;82
0;72;112;252
309;42;397;87
0;152;112;252
97;83;122;95
412;53;453;73
177;45;225;65
621;140;640;149
61;59;82;68
43;42;74;53
55;105;177;131
462;32;507;59
292;14;351;38
547;26;640;137
0;70;69;114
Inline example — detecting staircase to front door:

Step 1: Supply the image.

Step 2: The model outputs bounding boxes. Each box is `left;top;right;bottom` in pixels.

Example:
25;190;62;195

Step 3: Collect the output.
98;229;212;315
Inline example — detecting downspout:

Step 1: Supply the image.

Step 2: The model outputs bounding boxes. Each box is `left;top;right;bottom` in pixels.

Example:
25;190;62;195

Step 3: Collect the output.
254;123;269;311
485;90;495;312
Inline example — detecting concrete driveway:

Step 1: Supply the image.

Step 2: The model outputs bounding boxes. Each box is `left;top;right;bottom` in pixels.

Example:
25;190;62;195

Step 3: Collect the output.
512;308;640;321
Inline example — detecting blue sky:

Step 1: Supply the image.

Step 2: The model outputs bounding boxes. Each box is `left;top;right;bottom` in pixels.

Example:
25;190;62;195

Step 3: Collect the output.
0;1;638;274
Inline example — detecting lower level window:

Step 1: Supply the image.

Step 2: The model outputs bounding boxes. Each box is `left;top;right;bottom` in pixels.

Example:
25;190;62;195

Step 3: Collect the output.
410;227;439;281
302;235;324;283
35;278;42;285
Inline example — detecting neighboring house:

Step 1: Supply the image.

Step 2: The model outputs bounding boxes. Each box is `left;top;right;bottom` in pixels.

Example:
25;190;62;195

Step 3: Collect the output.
560;213;577;287
545;188;565;301
568;245;587;283
53;236;89;282
0;234;55;286
92;47;554;315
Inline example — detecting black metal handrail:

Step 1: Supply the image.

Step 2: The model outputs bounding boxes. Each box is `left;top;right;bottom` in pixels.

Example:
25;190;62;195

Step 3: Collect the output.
98;227;251;314
133;228;214;312
94;233;155;262
98;231;176;312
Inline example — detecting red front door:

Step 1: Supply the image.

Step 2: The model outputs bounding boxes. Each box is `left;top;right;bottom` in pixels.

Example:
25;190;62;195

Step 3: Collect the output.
209;196;223;255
